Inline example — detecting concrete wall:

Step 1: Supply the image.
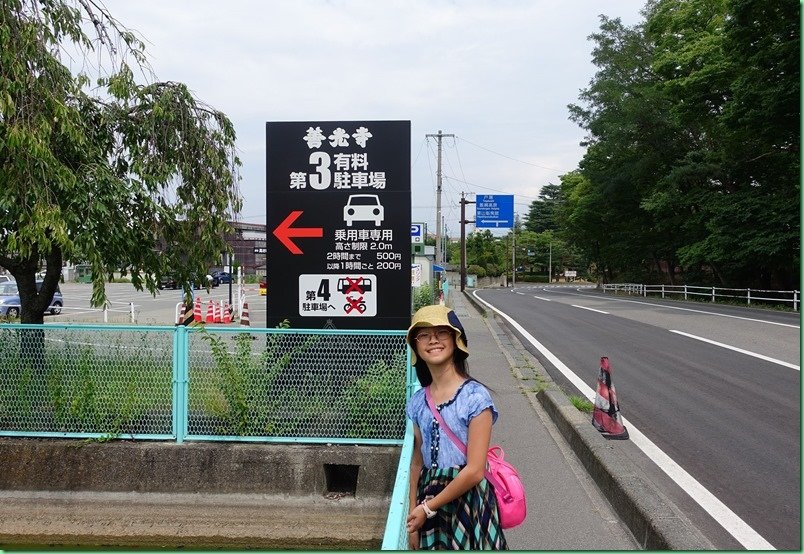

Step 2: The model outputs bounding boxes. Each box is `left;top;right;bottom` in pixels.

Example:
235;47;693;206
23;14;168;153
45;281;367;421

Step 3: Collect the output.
0;438;401;549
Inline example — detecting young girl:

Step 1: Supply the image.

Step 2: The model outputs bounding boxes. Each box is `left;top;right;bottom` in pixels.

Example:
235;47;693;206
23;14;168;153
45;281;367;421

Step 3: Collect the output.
405;304;507;550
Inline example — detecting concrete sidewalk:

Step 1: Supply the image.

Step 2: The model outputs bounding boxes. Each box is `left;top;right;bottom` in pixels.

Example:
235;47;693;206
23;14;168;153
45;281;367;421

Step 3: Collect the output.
450;290;713;550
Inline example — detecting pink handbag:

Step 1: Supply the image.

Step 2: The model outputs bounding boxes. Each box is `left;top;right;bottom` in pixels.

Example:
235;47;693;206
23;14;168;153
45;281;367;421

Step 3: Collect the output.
425;387;527;529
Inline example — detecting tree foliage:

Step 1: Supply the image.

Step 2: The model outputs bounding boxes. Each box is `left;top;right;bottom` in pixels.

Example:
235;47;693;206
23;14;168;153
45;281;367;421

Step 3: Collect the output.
559;0;798;288
524;183;562;234
0;0;242;322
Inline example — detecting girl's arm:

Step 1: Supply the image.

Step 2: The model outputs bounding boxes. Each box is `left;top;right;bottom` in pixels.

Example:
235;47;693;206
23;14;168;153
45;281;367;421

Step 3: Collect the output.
407;425;424;548
406;409;492;531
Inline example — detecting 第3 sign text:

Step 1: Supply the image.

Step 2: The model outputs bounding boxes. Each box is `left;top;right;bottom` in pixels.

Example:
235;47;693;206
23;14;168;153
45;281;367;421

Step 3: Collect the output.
266;120;411;330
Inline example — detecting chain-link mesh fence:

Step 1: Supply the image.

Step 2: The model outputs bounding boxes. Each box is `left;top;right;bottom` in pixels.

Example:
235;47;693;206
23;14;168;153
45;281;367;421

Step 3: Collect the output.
0;325;173;436
187;328;408;440
0;324;409;443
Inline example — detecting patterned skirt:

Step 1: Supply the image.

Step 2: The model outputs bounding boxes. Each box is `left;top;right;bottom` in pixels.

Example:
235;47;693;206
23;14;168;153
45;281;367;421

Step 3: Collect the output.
415;466;508;550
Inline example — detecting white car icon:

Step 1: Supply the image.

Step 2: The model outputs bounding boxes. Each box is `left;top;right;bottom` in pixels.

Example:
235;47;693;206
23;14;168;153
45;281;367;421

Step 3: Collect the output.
343;194;384;227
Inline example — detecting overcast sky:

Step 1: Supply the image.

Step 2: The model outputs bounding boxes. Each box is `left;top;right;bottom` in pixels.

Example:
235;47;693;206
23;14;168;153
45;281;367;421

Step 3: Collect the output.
96;0;646;235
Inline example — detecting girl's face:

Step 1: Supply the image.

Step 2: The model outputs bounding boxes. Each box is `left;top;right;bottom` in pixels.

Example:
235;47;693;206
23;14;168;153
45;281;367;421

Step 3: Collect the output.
413;326;455;366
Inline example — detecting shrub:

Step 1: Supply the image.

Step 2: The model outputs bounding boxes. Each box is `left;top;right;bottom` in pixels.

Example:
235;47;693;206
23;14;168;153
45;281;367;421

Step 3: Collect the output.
412;282;434;311
467;264;486;278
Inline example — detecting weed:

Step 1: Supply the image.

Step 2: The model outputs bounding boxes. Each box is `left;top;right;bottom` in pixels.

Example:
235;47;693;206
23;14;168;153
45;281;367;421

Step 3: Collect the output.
341;352;407;439
412;282;435;311
569;395;594;413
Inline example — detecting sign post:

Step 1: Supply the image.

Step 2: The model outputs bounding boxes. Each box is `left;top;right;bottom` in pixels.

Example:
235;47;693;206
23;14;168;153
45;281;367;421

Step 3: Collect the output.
266;120;411;330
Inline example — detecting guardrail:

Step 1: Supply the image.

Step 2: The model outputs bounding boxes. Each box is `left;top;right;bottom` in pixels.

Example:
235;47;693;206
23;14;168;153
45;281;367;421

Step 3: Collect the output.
380;419;415;550
601;283;800;311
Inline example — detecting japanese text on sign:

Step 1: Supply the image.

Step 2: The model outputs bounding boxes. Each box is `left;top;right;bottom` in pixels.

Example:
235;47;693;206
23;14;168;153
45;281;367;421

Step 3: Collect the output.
289;126;387;190
298;274;377;317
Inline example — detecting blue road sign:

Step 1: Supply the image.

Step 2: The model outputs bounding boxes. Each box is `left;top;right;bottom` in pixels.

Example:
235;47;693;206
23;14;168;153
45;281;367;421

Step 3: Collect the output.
411;222;425;243
475;195;514;228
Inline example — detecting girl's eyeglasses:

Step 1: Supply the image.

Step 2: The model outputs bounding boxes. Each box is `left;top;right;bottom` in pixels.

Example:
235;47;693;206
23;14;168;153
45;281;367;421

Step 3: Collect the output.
414;329;453;343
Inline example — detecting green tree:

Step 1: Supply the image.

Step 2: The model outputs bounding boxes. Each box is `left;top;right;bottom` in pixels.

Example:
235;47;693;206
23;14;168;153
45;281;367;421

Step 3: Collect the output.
1;0;242;324
643;0;799;288
524;183;563;233
567;13;675;283
565;2;798;288
465;230;505;276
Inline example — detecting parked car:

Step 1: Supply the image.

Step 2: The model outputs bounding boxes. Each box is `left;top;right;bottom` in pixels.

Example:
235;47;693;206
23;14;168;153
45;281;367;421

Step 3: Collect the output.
0;281;63;317
259;276;267;296
0;275;14;284
159;273;215;290
158;275;178;290
211;270;232;284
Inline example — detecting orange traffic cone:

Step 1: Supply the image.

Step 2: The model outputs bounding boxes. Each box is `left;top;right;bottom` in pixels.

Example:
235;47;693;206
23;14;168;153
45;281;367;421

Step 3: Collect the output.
223;301;231;324
240;302;250;327
592;357;629;439
194;296;202;323
213;301;222;324
205;300;214;324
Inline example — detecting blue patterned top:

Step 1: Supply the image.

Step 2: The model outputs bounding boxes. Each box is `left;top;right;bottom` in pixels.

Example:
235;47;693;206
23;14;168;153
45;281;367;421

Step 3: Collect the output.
405;379;498;469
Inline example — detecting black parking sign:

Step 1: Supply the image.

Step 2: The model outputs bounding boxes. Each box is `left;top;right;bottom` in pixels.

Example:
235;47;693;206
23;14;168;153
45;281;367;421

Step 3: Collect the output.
266;120;411;330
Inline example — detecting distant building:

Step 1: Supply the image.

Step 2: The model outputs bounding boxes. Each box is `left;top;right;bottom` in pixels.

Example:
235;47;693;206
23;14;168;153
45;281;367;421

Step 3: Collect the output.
227;221;267;276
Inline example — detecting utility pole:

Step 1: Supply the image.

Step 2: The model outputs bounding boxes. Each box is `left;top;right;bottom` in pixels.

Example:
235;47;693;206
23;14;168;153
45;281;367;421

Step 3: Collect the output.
426;130;454;266
511;218;516;290
442;219;448;265
460;193;475;292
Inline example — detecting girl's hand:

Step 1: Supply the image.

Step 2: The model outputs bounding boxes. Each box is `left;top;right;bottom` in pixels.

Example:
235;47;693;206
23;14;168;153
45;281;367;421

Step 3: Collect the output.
408;530;420;550
406;505;426;534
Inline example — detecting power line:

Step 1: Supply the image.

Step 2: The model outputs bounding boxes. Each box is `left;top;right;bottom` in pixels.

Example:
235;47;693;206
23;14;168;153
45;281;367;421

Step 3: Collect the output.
443;174;540;201
455;136;563;172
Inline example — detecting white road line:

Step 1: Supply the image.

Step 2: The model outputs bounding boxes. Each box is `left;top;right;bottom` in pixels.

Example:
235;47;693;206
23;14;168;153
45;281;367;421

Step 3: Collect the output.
561;291;799;329
533;296;551;302
670;330;800;371
571;305;609;315
472;291;776;550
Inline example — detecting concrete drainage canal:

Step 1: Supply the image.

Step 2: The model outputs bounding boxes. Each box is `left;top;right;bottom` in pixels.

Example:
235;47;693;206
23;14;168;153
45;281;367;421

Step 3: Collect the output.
0;439;400;550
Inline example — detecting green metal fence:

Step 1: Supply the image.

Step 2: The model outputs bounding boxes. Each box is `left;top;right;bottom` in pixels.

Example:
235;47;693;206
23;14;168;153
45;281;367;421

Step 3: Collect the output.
0;323;409;445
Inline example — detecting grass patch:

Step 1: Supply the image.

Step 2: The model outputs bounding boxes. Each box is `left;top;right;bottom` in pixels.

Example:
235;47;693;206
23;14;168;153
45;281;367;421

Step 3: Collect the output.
569;395;594;413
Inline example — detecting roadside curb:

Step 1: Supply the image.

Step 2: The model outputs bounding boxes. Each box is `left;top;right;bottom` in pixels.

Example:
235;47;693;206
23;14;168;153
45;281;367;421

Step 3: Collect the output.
461;289;715;550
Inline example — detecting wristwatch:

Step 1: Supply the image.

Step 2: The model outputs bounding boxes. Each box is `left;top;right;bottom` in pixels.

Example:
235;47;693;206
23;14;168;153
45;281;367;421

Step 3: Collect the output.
420;500;437;519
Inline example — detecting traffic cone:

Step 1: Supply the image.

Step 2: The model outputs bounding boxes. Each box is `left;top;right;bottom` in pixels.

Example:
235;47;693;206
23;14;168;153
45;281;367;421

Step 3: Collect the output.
592;357;629;439
194;296;202;323
205;300;214;324
223;301;231;324
213;301;222;324
240;302;250;327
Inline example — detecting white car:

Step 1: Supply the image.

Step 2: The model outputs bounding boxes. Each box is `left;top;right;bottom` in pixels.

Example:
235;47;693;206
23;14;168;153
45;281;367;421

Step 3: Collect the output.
0;275;12;284
343;194;384;227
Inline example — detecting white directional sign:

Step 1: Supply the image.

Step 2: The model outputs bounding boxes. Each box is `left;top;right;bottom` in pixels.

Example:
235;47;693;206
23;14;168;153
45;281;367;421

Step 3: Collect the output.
298;274;377;317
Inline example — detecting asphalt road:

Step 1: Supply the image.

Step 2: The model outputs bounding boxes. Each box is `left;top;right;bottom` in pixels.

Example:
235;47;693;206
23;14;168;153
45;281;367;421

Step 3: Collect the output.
475;284;800;551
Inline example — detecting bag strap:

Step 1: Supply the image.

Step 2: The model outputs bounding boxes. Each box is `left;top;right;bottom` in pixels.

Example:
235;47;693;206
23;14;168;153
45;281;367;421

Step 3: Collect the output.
424;386;510;500
425;386;467;455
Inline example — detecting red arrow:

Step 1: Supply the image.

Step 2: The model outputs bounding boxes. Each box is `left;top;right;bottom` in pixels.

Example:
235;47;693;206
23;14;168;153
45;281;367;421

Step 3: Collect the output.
272;210;323;255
